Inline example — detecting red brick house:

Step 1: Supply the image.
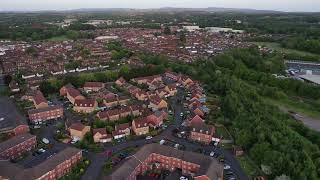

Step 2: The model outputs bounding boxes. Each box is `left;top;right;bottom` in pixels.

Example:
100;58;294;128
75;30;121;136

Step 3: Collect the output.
93;128;112;143
190;124;215;145
28;105;64;123
112;123;131;139
0;133;36;160
32;90;48;109
147;111;168;128
115;77;126;86
107;144;223;180
0;147;83;180
73;99;97;113
83;82;105;92
132;117;149;135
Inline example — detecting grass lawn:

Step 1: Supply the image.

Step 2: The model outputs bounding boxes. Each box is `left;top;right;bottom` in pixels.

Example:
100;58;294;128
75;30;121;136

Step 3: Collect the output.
251;42;320;57
47;35;70;42
265;97;320;119
215;125;232;140
236;155;260;179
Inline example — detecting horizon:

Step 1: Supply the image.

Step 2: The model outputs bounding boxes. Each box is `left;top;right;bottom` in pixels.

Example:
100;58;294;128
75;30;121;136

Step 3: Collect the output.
1;0;320;12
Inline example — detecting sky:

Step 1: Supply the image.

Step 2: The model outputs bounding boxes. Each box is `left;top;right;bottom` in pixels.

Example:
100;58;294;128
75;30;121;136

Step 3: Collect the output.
1;0;320;12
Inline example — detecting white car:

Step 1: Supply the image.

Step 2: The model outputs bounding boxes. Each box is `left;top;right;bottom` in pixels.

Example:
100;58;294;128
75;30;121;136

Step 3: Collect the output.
42;138;50;144
210;151;215;157
224;164;231;170
145;136;153;140
180;112;184;117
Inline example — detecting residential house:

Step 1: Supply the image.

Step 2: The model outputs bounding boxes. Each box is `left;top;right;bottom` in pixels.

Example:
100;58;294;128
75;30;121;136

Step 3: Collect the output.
68;123;91;141
93;128;112;143
190;124;215;145
32;90;48;109
132;117;149;135
103;97;119;108
118;96;130;105
147;111;168;128
115;77;126;87
112;123;131;140
73;99;97;113
0;134;36;160
83;82;105;92
164;84;178;96
28;105;63;123
148;96;168;111
98;109;120;121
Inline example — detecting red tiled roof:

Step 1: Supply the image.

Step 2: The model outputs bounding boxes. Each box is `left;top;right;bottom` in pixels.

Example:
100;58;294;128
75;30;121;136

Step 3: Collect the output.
69;122;87;131
189;115;204;127
74;99;96;107
133;117;149;128
67;87;82;98
93;128;107;136
84;82;104;88
33;90;47;105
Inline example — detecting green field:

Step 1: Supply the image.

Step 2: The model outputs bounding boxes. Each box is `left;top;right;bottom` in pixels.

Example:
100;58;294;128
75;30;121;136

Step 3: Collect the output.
47;35;70;42
265;97;320;119
252;42;319;57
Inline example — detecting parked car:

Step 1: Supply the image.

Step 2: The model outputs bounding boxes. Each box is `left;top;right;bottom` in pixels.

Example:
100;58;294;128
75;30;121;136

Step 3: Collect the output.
42;138;50;144
210;151;215;157
145;136;153;140
224;164;231;170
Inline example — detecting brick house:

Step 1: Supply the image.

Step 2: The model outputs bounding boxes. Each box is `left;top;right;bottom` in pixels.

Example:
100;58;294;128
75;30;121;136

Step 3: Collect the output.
28;105;64;123
112;123;131;140
0;133;36;160
147;111;168;128
103;97;119;108
83;82;105;92
98;109;120;121
107;144;223;180
135;90;148;101
189;124;215;145
0;147;83;180
118;96;130;105
68;123;91;141
73;99;97;113
132;117;149;136
164;84;178;96
32;90;48;109
115;77;126;87
93;128;112;143
148;96;168;111
63;87;85;104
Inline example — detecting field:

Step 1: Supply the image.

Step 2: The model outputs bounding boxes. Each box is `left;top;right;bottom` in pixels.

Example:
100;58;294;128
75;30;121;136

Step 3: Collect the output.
265;97;320;119
47;35;70;42
252;42;320;57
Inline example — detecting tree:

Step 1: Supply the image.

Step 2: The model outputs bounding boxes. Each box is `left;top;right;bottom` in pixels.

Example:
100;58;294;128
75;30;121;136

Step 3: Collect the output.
164;26;171;35
66;30;80;40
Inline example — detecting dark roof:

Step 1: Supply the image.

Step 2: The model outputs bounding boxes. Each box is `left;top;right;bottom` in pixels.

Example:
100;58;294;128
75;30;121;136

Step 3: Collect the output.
0;147;82;180
107;144;223;180
28;105;63;114
0;97;28;132
69;122;87;131
93;128;107;135
0;133;35;153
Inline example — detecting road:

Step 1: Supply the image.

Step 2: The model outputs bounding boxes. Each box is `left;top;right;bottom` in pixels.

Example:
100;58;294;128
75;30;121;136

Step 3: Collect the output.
81;87;248;180
279;106;320;132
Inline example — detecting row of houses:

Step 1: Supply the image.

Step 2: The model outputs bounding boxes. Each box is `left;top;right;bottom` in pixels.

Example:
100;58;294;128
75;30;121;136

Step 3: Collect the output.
69;109;168;143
